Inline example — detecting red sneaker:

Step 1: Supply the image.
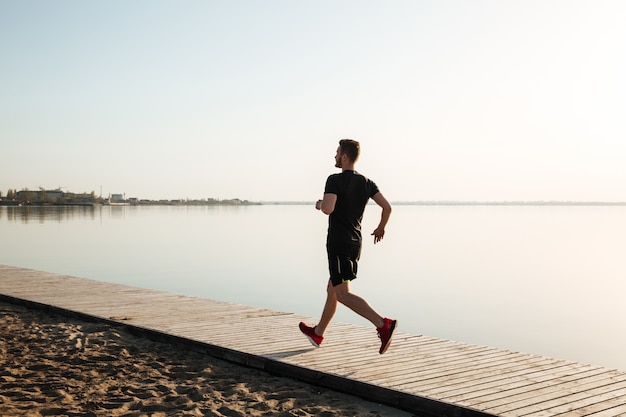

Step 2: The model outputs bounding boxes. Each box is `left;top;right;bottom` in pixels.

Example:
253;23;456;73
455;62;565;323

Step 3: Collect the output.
377;318;397;354
299;322;323;347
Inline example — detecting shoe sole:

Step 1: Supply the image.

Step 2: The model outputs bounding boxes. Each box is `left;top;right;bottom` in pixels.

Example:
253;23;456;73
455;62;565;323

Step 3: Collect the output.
379;320;397;354
305;335;321;348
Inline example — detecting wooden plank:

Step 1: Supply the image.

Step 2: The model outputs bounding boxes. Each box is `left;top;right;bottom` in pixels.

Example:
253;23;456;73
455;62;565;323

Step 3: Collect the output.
494;382;626;417
443;366;608;404
583;402;626;417
368;352;535;390
470;370;626;412
412;359;570;395
389;358;567;393
468;368;625;409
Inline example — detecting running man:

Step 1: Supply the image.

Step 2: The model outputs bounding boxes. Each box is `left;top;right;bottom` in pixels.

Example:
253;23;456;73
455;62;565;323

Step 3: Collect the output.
299;139;397;354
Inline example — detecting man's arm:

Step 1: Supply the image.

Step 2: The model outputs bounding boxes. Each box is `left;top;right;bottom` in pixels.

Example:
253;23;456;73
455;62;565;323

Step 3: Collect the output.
315;193;337;215
371;192;392;244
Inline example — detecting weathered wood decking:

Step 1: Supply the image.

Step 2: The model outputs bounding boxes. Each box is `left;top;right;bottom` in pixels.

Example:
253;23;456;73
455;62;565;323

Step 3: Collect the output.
1;264;625;417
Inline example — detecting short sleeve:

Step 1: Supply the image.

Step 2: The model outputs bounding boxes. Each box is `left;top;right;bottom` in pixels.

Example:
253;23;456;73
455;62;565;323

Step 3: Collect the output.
367;179;379;198
324;175;339;195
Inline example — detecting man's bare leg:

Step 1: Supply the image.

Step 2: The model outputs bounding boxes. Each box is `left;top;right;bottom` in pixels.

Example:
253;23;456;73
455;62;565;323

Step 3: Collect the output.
314;280;338;336
333;281;385;329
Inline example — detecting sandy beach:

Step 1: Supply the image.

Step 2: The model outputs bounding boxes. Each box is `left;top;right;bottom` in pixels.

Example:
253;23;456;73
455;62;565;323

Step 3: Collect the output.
0;300;413;417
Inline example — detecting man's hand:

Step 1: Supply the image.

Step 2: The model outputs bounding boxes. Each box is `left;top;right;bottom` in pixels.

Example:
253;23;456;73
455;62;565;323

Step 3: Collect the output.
371;227;385;244
371;192;391;244
315;199;322;210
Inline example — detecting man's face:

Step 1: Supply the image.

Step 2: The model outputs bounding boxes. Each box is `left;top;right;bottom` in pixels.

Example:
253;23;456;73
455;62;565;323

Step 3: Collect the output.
334;146;343;168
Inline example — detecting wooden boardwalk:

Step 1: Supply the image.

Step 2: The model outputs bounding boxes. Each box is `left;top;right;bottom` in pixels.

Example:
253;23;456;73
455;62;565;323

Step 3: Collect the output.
1;265;626;417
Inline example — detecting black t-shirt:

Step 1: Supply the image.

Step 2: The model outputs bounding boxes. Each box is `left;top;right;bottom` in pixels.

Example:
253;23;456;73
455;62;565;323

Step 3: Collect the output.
324;170;380;248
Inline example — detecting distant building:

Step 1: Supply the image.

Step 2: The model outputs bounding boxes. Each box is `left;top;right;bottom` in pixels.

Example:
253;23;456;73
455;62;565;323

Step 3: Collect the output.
16;189;64;202
110;194;125;202
44;190;64;200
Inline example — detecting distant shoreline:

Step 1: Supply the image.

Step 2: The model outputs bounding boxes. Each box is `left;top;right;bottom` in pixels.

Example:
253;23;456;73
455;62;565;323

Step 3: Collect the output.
390;201;626;206
0;200;261;207
2;201;626;207
264;200;626;206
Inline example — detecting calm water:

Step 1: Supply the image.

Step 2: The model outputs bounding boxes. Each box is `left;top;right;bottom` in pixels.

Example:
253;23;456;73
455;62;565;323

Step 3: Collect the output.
1;204;625;370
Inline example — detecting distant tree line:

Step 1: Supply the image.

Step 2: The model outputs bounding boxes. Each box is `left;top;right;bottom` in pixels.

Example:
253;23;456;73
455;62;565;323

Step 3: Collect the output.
1;188;257;206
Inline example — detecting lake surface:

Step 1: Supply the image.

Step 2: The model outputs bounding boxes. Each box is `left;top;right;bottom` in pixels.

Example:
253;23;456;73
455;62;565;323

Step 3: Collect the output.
1;204;625;370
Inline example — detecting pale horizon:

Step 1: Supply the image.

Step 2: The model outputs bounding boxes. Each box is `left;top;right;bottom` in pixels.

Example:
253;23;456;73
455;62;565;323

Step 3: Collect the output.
2;1;625;202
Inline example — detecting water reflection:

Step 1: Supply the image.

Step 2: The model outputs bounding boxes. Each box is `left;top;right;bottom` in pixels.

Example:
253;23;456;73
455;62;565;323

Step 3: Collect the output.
2;206;97;223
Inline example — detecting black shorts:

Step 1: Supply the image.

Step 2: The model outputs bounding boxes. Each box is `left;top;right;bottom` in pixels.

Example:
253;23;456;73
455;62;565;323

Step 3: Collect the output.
327;243;362;287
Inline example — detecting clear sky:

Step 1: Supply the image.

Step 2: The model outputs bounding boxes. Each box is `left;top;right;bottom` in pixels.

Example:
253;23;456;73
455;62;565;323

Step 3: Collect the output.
2;1;625;202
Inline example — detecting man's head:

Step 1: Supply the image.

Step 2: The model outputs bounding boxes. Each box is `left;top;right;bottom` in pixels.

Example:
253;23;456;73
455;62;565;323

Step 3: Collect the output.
335;139;360;168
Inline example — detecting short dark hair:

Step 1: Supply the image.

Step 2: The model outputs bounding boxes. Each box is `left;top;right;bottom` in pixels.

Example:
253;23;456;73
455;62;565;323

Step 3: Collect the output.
339;139;360;162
